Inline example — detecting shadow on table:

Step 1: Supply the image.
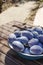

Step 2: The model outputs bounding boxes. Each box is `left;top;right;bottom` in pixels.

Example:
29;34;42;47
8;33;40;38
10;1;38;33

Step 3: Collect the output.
5;49;34;65
5;49;19;65
5;49;43;65
5;49;28;65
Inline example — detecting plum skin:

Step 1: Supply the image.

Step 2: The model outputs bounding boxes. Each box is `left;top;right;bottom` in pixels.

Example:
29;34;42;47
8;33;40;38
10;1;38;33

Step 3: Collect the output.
30;45;43;55
38;43;43;48
14;30;21;37
32;31;39;38
33;27;42;34
16;36;28;45
8;27;43;55
28;38;39;47
23;48;30;54
38;35;43;43
12;41;24;52
21;30;33;40
8;33;16;43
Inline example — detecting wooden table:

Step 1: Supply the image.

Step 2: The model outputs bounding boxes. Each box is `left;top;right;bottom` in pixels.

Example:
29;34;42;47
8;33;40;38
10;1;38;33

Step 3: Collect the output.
0;21;43;65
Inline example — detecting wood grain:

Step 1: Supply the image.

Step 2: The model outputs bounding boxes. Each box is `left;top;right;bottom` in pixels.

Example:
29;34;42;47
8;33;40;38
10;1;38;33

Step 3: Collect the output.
0;21;43;65
0;62;4;65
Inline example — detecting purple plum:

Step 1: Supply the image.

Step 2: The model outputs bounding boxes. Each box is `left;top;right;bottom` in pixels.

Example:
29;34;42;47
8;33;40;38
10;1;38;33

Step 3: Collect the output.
33;27;42;34
23;48;30;54
32;31;39;38
38;35;43;43
14;30;21;37
30;45;43;55
8;33;16;43
28;38;39;47
17;36;28;45
12;41;24;52
38;43;43;48
21;30;33;40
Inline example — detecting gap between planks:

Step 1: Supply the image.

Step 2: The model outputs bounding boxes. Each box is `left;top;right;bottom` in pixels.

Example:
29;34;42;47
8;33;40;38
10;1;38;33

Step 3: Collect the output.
0;21;43;65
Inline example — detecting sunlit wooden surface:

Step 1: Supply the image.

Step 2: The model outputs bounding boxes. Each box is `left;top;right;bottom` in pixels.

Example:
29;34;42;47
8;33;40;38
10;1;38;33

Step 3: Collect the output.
0;21;43;65
33;7;43;27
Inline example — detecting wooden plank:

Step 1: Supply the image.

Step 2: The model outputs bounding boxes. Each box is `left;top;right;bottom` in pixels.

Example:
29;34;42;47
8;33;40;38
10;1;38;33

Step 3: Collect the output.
0;27;19;40
35;59;43;65
0;25;19;33
3;21;25;29
7;21;23;26
0;44;24;65
4;22;32;30
0;43;10;54
0;29;11;35
0;52;25;65
0;44;3;48
2;21;26;29
0;42;43;65
0;52;20;65
0;62;4;65
33;60;43;65
0;39;9;47
0;21;43;65
6;21;26;30
0;50;39;65
0;28;10;36
0;43;42;65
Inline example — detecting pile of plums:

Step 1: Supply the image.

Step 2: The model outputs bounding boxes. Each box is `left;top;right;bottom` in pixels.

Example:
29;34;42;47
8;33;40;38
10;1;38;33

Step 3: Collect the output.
8;27;43;55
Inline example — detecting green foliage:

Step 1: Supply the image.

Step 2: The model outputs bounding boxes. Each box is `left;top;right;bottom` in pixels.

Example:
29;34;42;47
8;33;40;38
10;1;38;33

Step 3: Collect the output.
0;0;2;13
0;0;2;4
39;0;43;2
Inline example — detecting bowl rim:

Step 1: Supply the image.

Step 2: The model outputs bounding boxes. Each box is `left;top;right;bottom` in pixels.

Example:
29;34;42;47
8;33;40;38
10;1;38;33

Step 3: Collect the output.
9;43;43;57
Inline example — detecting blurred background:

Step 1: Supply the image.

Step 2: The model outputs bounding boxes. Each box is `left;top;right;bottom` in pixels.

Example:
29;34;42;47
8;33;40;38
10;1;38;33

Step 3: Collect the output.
0;0;43;26
0;0;43;13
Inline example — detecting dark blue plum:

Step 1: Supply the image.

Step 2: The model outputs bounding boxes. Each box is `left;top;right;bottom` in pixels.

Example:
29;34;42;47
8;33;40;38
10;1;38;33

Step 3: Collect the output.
28;38;39;47
33;27;42;34
14;30;21;37
12;41;24;52
23;48;30;54
8;33;16;43
17;36;28;45
30;45;43;55
21;30;33;40
38;35;43;43
38;43;43;48
32;31;39;38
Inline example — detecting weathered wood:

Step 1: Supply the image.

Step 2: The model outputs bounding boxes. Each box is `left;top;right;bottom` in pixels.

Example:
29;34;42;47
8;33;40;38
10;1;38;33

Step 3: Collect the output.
6;21;27;29
0;43;43;65
35;59;43;65
0;27;19;40
3;21;25;29
0;44;24;65
2;21;26;29
0;52;19;65
0;44;10;54
0;50;40;65
0;28;11;36
0;39;9;47
0;25;19;33
0;62;4;65
0;44;3;48
33;60;43;65
0;21;43;65
0;52;25;65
